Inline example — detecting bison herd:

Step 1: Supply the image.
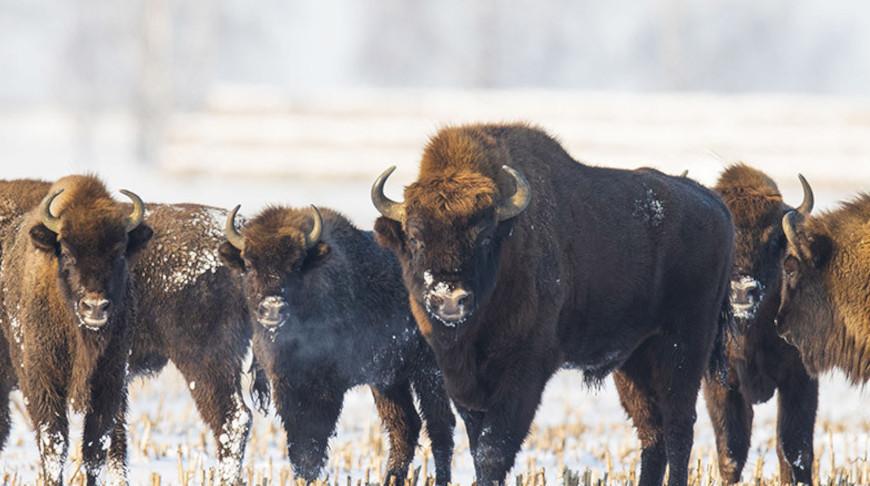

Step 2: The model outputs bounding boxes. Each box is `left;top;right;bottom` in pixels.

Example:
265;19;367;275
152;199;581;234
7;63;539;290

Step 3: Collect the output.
0;122;867;485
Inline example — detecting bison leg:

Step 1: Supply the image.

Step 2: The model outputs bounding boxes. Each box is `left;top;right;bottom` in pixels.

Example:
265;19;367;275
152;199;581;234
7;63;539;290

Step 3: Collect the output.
106;392;130;485
82;360;129;485
702;373;753;484
33;413;70;486
412;371;456;486
468;383;546;486
174;359;251;486
0;348;14;451
775;367;817;484
26;369;69;485
455;404;484;451
273;380;344;482
372;384;422;485
613;369;667;486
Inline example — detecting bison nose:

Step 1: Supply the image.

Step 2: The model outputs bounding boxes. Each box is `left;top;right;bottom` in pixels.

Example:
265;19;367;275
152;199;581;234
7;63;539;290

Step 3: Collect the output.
78;295;111;328
731;277;762;318
427;287;474;324
257;296;288;328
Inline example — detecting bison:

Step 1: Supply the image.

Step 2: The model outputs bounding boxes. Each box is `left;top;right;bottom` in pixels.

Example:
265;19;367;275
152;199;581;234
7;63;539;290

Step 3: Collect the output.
219;204;455;485
777;192;870;384
0;175;151;485
702;164;817;484
371;123;734;486
126;202;260;484
0;178;259;484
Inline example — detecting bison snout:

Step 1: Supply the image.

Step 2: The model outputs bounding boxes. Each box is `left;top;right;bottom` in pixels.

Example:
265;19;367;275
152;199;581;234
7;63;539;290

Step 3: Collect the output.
257;296;288;328
730;276;763;319
77;295;111;328
427;286;474;325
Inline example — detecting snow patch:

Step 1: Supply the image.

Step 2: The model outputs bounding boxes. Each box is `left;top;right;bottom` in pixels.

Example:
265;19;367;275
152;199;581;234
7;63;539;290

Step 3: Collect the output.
633;187;665;227
38;424;67;484
216;392;252;484
730;275;764;320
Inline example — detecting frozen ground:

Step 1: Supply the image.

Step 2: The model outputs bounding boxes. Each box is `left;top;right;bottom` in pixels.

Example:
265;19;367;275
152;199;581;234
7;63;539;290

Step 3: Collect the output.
1;89;869;484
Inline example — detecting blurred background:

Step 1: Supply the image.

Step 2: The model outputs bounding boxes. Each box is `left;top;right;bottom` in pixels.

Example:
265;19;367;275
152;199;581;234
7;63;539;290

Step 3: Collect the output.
2;1;870;483
1;0;869;221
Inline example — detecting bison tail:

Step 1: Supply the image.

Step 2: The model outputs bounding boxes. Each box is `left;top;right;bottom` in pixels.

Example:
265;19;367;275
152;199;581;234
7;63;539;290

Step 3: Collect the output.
248;355;272;415
707;293;734;386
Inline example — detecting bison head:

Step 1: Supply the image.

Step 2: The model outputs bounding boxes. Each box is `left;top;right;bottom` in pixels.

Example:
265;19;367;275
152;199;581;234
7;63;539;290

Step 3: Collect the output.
775;210;833;349
219;205;327;330
716;166;813;321
29;185;152;330
371;165;529;328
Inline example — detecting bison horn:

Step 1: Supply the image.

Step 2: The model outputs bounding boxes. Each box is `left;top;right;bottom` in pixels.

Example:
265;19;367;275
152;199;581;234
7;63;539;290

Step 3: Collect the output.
38;189;64;234
371;166;405;222
782;211;801;256
495;165;531;222
225;204;246;251
120;189;145;233
679;169;689;177
305;205;323;249
796;174;814;216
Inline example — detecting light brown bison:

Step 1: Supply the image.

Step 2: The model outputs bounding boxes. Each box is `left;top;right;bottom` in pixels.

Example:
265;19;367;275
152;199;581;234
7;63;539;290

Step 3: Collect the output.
0;175;151;485
0;179;259;484
220;204;455;485
372;123;734;486
703;164;817;484
777;192;870;383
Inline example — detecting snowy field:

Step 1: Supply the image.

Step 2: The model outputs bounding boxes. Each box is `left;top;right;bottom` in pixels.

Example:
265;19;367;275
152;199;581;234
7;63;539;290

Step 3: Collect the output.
1;89;870;484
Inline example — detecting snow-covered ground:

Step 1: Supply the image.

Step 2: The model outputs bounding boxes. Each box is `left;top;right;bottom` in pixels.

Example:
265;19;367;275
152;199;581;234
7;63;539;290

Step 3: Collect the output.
1;89;869;484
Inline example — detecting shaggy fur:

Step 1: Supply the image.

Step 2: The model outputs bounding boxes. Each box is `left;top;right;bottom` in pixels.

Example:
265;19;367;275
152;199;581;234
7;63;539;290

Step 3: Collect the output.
220;205;455;485
778;193;870;383
374;123;734;486
703;164;817;484
0;175;152;485
0;180;259;485
127;203;258;484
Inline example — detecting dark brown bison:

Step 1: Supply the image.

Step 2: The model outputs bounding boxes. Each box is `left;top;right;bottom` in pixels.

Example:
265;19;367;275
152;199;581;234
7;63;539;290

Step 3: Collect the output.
126;202;259;484
371;123;734;486
0;175;151;485
777;192;870;383
219;204;455;485
0;179;259;484
702;164;817;484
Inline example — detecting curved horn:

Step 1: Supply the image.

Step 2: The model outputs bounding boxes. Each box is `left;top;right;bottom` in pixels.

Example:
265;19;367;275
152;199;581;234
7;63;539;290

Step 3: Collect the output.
225;204;246;251
782;211;800;256
495;165;531;222
120;189;145;233
305;205;323;249
38;189;64;234
371;166;405;222
796;174;814;216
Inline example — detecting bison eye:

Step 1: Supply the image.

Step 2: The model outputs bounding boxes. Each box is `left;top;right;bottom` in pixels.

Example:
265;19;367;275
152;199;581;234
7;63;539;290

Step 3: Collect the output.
408;237;424;251
481;236;492;247
60;250;76;265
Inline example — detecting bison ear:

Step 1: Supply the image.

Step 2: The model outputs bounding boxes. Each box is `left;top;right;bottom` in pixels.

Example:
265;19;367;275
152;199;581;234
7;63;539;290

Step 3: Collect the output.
374;216;404;253
303;241;330;269
218;241;246;272
126;224;153;255
29;223;59;253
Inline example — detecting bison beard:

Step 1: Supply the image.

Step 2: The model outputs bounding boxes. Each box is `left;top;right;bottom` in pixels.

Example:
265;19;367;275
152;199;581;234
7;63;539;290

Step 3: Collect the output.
701;164;817;484
373;123;734;486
